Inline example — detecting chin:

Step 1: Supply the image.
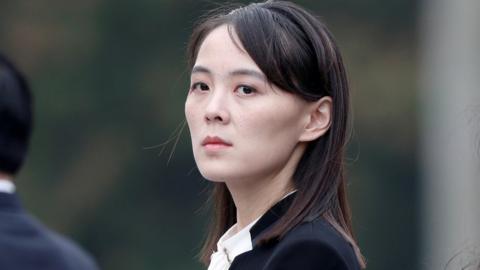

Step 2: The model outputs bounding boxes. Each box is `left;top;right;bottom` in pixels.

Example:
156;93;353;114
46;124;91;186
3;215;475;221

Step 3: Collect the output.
197;165;230;182
195;157;258;183
198;166;260;185
197;164;240;183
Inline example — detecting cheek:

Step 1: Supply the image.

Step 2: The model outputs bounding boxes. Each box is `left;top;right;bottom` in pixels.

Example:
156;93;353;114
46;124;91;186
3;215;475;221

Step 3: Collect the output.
235;107;304;163
184;98;193;122
238;105;303;141
185;99;199;134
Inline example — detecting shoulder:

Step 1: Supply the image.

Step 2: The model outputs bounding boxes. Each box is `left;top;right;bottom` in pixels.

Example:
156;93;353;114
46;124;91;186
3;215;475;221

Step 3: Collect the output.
263;219;360;270
46;230;99;270
0;210;98;270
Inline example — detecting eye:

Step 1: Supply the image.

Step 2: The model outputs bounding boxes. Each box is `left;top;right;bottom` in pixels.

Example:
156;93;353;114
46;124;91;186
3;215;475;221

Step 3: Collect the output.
191;82;210;92
236;85;257;96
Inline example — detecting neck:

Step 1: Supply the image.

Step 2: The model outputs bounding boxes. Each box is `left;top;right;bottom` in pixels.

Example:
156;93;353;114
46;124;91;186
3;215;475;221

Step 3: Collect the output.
0;172;13;181
226;143;305;231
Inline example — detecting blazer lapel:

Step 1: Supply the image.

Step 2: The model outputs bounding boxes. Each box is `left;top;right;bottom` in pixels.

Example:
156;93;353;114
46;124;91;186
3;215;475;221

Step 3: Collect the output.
249;193;296;246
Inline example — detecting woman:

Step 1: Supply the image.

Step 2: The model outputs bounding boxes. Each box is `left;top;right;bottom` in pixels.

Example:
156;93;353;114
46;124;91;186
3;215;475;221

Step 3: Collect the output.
184;1;365;269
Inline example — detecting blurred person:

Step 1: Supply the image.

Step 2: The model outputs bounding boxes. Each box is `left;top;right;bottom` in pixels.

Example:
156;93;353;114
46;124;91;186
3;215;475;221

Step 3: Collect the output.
0;53;99;270
184;1;365;269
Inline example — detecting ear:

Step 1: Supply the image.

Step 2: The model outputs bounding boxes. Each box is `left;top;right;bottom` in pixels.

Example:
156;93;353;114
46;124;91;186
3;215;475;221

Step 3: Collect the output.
299;96;332;142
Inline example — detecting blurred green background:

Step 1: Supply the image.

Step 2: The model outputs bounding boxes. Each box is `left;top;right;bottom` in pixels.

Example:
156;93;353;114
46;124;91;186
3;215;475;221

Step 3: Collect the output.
0;0;418;269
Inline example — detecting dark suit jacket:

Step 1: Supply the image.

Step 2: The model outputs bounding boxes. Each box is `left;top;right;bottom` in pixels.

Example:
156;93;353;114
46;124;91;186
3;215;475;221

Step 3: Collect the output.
0;192;99;270
229;195;360;270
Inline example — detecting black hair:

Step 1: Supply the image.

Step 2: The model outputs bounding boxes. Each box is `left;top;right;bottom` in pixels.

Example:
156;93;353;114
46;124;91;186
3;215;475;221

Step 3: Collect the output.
0;53;33;175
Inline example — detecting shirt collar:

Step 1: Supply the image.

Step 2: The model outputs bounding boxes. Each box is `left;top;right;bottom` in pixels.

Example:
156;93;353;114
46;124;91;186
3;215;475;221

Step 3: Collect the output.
216;216;259;263
0;179;15;194
213;190;297;265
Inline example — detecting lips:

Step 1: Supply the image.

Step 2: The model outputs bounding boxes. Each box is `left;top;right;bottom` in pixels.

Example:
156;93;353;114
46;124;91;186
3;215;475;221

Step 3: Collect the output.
201;136;232;146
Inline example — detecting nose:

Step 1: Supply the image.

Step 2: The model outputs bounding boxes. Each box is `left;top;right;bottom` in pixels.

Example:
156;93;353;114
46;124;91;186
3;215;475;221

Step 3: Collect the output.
204;89;230;124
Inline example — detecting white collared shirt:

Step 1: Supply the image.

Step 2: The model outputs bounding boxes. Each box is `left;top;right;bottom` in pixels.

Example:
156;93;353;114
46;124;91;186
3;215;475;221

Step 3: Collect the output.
207;190;297;270
208;217;260;270
0;178;15;194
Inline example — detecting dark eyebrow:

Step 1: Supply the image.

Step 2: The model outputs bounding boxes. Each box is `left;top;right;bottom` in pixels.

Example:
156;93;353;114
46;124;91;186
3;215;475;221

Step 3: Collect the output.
191;65;266;81
229;69;266;81
191;65;211;74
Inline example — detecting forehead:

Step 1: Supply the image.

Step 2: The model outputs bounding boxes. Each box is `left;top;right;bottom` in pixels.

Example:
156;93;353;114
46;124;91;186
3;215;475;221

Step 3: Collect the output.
194;25;261;72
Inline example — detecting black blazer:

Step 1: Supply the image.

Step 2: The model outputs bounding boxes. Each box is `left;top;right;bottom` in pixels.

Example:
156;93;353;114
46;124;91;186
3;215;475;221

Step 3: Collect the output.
0;192;98;270
229;195;360;270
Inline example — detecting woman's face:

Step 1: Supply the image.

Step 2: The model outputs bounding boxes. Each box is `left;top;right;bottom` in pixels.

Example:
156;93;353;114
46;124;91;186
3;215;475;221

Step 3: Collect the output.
185;25;312;184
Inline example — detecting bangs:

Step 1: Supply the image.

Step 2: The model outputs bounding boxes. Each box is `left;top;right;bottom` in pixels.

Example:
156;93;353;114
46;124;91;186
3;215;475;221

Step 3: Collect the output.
230;4;326;101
